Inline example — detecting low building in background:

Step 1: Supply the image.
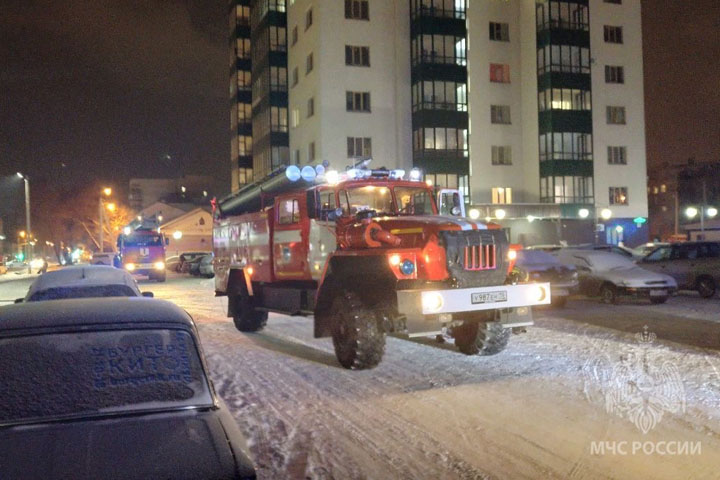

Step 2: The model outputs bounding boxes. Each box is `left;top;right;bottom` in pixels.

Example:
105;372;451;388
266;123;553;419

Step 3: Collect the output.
128;176;214;211
161;207;213;256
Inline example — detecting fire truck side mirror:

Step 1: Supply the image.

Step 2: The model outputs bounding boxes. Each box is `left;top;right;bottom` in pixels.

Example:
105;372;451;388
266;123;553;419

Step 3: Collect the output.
165;237;169;246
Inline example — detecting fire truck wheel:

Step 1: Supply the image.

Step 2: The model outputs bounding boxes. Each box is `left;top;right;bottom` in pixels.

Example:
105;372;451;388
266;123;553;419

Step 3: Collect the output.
330;290;385;370
231;294;268;332
453;321;510;356
155;273;166;282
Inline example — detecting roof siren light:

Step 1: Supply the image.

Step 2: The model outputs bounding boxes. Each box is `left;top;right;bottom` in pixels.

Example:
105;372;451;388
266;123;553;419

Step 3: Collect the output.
409;168;422;181
285;165;301;182
390;169;405;180
301;165;317;182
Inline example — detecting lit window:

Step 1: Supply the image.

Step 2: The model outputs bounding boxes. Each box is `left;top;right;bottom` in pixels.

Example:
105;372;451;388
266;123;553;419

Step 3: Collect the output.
609;187;629;205
492;187;512;204
489;63;510;83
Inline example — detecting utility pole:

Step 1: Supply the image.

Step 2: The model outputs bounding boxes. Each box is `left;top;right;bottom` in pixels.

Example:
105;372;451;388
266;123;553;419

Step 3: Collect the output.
99;198;104;253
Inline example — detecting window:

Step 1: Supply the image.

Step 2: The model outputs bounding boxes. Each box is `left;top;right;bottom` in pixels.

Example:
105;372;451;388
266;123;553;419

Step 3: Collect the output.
291;67;298;87
412;0;467;19
491;105;511;124
491;146;512;165
492;187;512;204
305;8;313;30
238;135;252;156
309;141;316;161
345;0;369;20
604;0;622;3
306;53;314;74
238;168;252;185
605;65;624;84
604;25;623;43
606;106;626;124
270;66;287;90
307;97;314;117
416;128;468;152
236;5;250;26
345;46;370;67
278;199;300;224
317;189;337;220
237;103;252;124
271;106;287;132
609;187;628;205
536;44;590;74
536;1;589;31
538;88;591;111
608;146;627;165
490;63;510;83
291;109;300;128
292;149;300;164
269;26;286;51
541;176;593;203
489;22;509;42
291;26;298;46
412;34;466;66
346;91;371;112
660;184;667;193
412;80;467;111
539;132;593;161
236;38;251;59
347;137;372;157
236;70;251;90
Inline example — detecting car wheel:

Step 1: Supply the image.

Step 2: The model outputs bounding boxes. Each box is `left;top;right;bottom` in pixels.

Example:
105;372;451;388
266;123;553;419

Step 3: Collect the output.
600;284;618;305
650;296;668;304
696;276;716;298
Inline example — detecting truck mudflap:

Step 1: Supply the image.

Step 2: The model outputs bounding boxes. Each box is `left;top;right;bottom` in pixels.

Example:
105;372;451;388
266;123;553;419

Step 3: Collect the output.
396;283;551;337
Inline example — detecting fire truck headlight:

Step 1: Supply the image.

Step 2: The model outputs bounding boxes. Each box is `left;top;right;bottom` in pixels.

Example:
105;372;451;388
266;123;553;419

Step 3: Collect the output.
389;254;401;266
125;263;136;272
508;250;517;261
529;284;547;303
422;292;444;313
154;261;165;271
400;259;415;276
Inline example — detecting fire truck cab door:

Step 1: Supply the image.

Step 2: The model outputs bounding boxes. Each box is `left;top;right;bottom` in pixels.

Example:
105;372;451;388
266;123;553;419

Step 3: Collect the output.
273;194;310;280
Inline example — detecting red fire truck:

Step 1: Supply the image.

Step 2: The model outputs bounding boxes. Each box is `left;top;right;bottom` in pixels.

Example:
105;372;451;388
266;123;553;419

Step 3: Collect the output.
116;225;168;282
213;165;550;369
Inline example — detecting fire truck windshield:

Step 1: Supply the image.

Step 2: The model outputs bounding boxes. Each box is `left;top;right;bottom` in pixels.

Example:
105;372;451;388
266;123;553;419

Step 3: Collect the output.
341;185;435;217
122;234;164;247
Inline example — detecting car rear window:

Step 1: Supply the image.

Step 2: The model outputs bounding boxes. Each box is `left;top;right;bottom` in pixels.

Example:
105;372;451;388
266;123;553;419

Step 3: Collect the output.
28;285;137;301
0;329;213;426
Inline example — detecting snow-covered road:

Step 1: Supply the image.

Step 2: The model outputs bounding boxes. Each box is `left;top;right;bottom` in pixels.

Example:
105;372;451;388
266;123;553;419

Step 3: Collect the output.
144;277;720;479
2;275;719;478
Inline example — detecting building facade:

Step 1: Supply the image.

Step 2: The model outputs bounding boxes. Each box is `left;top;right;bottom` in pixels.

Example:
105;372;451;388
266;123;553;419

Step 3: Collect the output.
230;0;649;245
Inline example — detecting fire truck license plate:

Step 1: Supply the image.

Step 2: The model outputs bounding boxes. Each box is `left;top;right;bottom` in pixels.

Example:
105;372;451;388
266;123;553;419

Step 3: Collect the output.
471;291;508;304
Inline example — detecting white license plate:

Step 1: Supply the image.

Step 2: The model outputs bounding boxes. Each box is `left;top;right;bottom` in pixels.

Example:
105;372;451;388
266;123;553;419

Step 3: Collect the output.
650;289;667;296
553;288;568;296
471;291;507;304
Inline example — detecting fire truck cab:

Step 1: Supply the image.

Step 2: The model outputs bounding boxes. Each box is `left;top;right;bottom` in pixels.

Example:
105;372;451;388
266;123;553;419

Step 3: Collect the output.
213;165;550;369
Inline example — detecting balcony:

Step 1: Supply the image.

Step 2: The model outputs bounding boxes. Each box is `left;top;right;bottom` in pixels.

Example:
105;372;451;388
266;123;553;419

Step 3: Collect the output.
412;5;466;20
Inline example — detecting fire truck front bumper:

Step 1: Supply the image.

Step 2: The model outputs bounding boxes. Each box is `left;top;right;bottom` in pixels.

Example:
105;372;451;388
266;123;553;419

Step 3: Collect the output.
396;283;551;337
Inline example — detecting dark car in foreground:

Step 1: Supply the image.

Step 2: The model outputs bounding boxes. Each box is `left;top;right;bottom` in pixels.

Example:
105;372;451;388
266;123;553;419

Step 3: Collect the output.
513;249;578;307
0;298;256;480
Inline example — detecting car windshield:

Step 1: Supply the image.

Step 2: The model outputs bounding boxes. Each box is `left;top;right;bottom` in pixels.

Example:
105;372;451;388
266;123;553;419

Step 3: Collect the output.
122;234;163;247
28;285;137;301
394;187;435;215
0;329;213;426
588;253;636;270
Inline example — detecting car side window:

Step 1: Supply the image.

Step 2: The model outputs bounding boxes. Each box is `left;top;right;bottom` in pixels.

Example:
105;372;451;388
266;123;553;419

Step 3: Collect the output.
708;243;720;258
318;190;337;221
338;189;351;216
676;245;697;260
646;246;671;261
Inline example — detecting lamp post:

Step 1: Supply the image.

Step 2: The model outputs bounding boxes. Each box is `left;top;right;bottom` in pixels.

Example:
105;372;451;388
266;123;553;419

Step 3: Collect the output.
593;207;612;244
17;173;31;273
99;187;112;252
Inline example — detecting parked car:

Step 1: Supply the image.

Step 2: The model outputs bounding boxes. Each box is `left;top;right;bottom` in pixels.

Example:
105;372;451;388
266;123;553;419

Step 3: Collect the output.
178;252;210;273
165;255;181;272
0;298;256;480
632;242;670;259
196;254;214;278
91;251;116;266
17;265;152;302
554;250;677;304
526;244;564;252
513;249;578;307
638;241;720;298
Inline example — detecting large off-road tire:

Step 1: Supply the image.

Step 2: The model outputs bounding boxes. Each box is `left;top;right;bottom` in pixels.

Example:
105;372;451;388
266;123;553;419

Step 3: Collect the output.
453;321;511;356
330;290;385;370
696;276;716;298
231;292;268;332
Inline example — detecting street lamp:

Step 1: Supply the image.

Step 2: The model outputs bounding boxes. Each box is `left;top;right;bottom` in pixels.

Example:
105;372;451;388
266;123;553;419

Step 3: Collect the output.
578;208;590;219
99;187;113;253
494;209;507;220
600;208;613;220
708;207;718;218
17;172;32;273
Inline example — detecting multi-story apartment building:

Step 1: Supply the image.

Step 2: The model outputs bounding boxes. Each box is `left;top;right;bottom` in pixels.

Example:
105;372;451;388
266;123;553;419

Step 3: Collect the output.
229;0;649;245
229;0;253;192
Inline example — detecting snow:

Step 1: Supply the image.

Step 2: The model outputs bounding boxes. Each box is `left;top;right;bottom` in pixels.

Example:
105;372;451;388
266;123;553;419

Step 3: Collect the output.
3;274;719;478
146;277;720;479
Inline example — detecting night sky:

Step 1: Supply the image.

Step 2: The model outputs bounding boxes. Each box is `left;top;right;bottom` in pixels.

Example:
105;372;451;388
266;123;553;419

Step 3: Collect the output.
1;0;719;237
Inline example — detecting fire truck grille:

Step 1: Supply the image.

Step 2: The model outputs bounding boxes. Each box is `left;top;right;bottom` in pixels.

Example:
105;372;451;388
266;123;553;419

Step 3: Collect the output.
463;244;496;271
439;229;509;288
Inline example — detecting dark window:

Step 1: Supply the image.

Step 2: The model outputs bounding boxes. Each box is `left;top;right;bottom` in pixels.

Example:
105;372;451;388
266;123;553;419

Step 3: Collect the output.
309;142;316;161
606;106;626;124
490;105;511;124
608;146;627;165
346;91;371;112
291;26;298;46
490;63;510;83
609;187;629;205
539;133;593;161
305;8;313;30
536;1;589;31
345;46;370;66
411;34;466;66
269;26;286;52
491;146;512;165
271;106;288;132
291;67;298;87
605;65;624;83
347;137;372;157
345;0;369;20
489;22;510;41
306;53;314;74
604;25;623;43
412;80;467;112
307;97;314;117
604;0;622;3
